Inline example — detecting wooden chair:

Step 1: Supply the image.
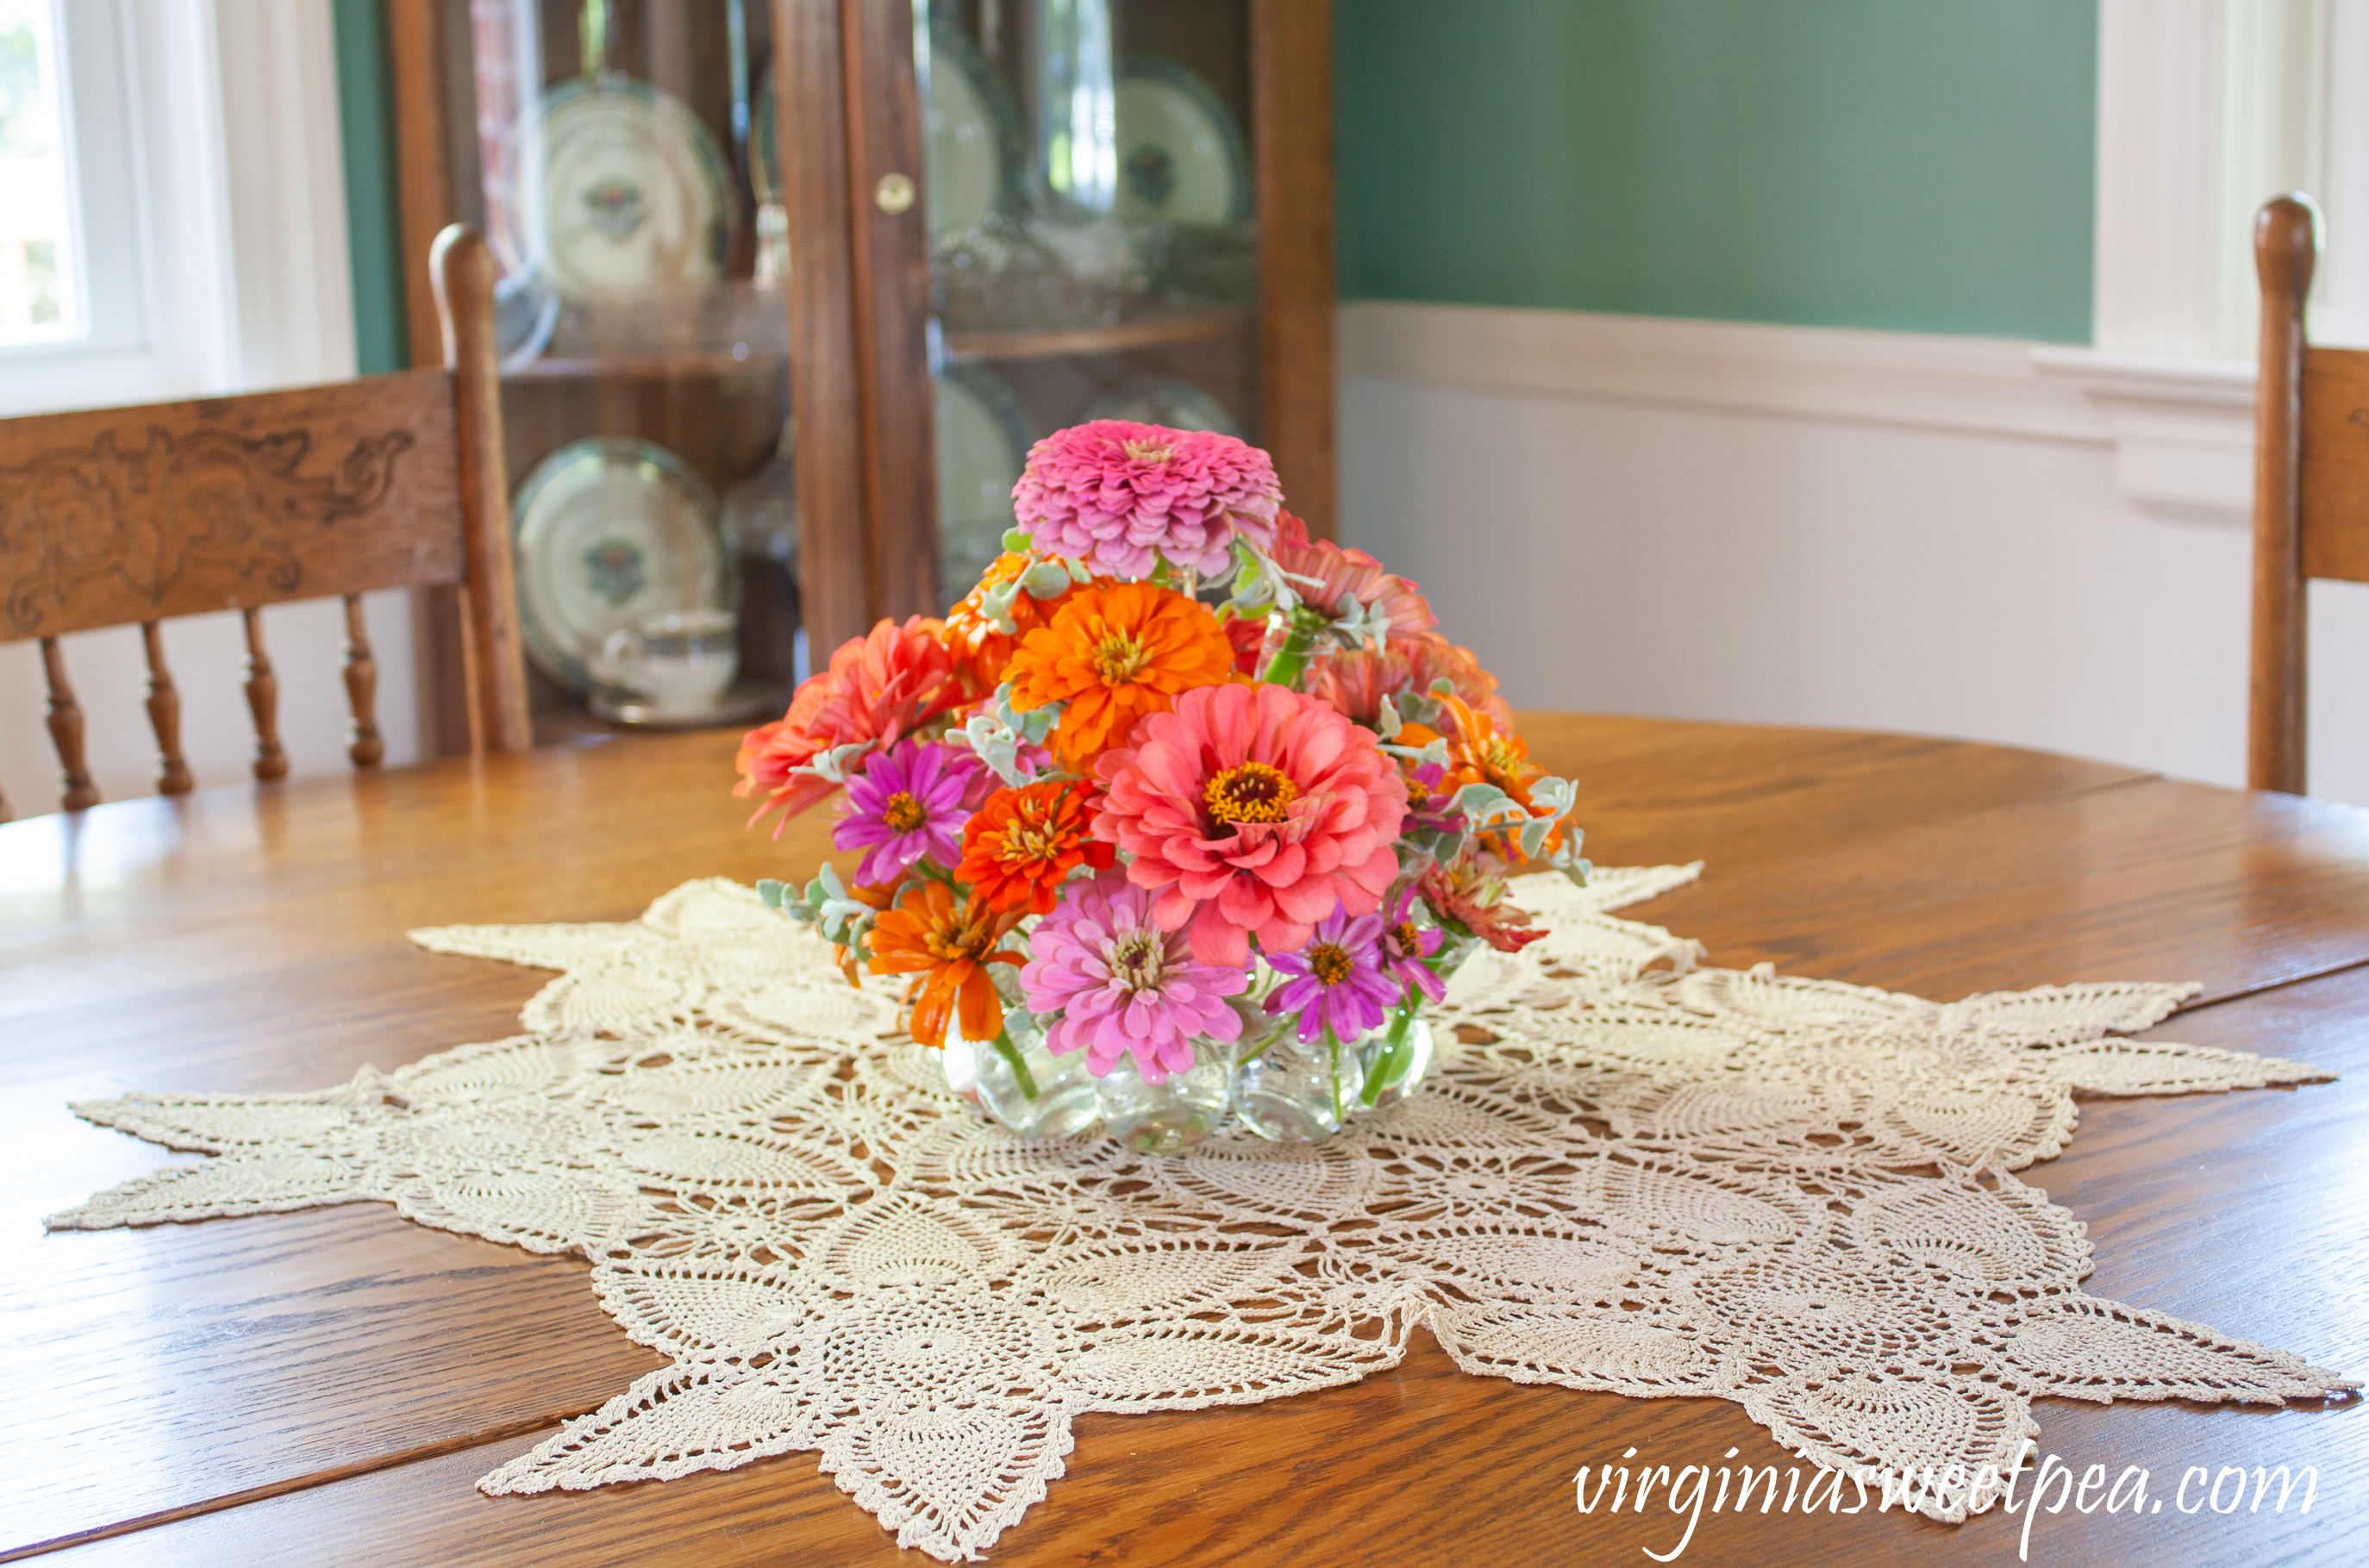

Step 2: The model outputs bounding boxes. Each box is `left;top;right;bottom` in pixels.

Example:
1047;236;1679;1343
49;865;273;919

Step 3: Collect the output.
0;226;531;822
2250;194;2369;792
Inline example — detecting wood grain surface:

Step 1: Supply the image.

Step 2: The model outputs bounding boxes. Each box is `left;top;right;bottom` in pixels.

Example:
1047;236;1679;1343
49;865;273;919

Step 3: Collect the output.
775;0;874;653
3;715;2363;1567
0;374;458;640
1252;0;1338;539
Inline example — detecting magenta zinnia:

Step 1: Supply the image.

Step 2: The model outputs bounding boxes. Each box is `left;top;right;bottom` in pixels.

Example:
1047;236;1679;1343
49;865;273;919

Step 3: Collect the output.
1377;882;1447;1004
1265;904;1399;1045
833;740;982;886
1010;419;1283;578
1022;869;1247;1083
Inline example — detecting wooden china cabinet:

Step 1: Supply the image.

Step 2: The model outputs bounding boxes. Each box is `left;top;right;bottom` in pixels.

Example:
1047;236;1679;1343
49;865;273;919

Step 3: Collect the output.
387;0;1333;748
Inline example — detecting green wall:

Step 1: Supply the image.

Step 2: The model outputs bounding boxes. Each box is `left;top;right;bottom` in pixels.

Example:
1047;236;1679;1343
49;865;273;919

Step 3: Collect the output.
333;0;406;373
1335;0;2097;343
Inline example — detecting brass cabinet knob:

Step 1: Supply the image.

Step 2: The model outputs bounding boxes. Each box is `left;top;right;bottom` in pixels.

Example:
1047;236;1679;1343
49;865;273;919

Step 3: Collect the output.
874;172;916;215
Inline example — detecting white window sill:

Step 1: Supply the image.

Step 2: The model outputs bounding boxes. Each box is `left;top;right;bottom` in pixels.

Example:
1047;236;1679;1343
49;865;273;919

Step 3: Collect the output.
2028;347;2256;523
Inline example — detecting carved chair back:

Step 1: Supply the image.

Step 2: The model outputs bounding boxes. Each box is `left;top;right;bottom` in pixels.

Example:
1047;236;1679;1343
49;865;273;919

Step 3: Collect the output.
2250;195;2369;792
0;227;530;821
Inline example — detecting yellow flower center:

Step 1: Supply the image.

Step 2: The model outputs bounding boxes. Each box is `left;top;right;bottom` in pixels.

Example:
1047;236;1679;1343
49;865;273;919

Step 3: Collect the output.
1309;942;1353;986
1478;737;1527;789
997;805;1068;865
1203;761;1300;826
882;791;927;833
924;903;998;962
1093;629;1149;684
1122;438;1175;464
1108;929;1166;991
1393;920;1422;954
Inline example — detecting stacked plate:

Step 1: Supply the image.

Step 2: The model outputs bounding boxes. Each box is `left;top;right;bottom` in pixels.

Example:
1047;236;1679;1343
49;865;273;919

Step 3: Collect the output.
511;438;744;703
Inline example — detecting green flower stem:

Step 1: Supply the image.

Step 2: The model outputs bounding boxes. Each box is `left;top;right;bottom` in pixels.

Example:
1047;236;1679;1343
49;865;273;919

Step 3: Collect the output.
1361;995;1421;1106
991;1027;1040;1101
1257;607;1331;689
1324;1024;1345;1123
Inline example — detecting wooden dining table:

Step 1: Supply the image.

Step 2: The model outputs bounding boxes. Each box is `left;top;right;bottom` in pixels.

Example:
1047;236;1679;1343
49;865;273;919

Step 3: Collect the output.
4;713;2366;1567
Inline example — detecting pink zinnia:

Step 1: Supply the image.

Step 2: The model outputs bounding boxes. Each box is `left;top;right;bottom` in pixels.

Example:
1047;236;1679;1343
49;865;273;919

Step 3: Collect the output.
1092;683;1406;967
1010;420;1282;578
1023;869;1247;1083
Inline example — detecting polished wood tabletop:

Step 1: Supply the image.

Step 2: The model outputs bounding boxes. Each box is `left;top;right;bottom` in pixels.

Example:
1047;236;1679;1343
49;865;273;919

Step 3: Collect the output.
3;714;2366;1567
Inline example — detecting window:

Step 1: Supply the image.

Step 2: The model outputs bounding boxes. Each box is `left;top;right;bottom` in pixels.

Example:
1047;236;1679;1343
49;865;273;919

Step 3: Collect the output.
0;0;144;381
0;0;74;341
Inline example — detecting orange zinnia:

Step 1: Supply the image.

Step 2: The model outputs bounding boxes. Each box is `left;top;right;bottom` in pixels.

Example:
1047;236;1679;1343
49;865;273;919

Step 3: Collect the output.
866;881;1024;1048
828;880;898;986
942;552;1091;697
956;779;1116;915
1435;696;1567;857
1003;582;1235;772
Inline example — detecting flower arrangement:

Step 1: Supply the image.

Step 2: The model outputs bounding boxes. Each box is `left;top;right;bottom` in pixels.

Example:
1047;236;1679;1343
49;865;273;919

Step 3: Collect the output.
742;419;1585;1151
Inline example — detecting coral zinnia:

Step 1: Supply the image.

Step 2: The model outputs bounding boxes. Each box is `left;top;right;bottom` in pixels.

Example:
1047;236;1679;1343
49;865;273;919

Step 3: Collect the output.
1092;682;1406;967
1011;419;1282;578
834;740;982;886
866;880;1024;1049
1322;630;1514;734
1022;869;1247;1083
1418;857;1543;953
735;616;961;831
1266;511;1435;640
1004;582;1235;772
957;778;1116;915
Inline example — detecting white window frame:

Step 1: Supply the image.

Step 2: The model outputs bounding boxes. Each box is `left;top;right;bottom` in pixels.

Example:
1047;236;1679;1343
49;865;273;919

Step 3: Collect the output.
2032;0;2355;521
0;0;358;418
0;0;146;359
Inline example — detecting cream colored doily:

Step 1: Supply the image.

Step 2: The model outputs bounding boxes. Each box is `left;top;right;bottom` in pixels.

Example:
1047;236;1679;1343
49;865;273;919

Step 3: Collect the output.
52;867;2348;1561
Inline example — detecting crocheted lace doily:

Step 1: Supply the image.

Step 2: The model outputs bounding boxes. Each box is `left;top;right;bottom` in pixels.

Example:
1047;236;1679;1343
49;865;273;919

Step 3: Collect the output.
52;866;2349;1562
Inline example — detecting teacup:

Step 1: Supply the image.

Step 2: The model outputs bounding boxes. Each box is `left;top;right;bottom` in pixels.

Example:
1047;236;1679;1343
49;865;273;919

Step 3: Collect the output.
592;609;739;714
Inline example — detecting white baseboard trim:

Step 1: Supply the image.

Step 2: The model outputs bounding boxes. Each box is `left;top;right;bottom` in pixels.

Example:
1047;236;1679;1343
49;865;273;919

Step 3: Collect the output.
1338;300;2259;519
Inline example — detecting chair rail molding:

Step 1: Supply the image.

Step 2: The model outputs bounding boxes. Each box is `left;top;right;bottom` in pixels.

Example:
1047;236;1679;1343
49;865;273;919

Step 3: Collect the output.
1340;302;2257;522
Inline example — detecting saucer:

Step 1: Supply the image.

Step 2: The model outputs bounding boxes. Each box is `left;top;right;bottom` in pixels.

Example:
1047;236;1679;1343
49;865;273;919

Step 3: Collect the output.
588;678;782;730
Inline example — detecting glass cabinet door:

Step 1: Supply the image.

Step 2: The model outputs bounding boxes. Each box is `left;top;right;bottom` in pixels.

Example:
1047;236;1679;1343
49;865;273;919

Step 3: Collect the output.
444;0;802;735
920;0;1261;609
400;0;1328;698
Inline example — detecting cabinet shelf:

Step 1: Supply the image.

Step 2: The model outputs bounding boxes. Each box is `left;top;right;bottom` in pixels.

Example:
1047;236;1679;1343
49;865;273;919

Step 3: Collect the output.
943;307;1250;364
505;348;789;383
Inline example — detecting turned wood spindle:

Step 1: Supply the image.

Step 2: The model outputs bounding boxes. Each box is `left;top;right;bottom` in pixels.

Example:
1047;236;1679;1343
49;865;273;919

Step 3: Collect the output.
341;594;384;767
241;608;291;782
141;622;196;795
40;636;100;811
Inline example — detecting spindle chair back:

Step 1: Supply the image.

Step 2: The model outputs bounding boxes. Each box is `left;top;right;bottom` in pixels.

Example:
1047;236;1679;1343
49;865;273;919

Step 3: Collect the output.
2250;194;2369;792
0;227;530;821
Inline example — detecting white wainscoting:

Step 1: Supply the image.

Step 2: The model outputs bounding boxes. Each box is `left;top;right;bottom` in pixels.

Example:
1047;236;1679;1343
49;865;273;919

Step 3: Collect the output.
1338;301;2369;808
